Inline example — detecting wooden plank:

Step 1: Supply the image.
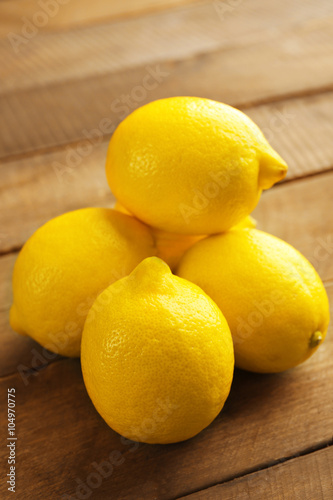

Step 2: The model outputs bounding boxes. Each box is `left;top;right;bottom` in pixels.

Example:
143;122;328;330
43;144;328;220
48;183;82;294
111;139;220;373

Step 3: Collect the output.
2;0;332;95
0;309;62;382
1;13;333;158
252;171;333;282
0;284;332;499
0;0;205;37
245;93;333;180
0;141;114;253
1;92;333;254
180;446;333;499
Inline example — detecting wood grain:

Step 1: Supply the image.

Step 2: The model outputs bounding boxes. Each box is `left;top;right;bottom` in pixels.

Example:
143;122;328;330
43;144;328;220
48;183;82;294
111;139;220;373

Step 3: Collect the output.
1;91;333;254
0;141;114;253
0;290;332;499
0;0;205;37
180;446;333;499
1;13;333;158
2;0;332;95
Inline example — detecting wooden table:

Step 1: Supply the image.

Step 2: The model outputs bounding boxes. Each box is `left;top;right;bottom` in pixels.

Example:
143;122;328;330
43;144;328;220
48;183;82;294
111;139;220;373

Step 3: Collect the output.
1;1;333;498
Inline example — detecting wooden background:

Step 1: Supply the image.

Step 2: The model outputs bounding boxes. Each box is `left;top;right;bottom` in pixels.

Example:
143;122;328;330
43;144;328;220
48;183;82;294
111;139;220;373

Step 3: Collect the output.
0;0;333;498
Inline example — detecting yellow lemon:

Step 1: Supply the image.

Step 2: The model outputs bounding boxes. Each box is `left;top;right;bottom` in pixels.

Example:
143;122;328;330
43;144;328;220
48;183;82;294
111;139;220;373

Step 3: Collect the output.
114;201;256;270
81;257;234;444
113;200;204;269
138;215;256;270
106;97;287;235
235;215;256;230
10;208;156;357
177;229;330;373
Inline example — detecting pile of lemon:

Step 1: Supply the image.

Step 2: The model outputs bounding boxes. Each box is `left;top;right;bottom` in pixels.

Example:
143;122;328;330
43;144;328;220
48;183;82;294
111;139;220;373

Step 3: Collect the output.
10;97;329;444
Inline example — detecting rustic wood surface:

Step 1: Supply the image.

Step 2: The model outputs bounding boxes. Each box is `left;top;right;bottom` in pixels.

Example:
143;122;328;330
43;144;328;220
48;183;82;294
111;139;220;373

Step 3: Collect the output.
180;447;333;499
0;0;205;37
0;1;332;499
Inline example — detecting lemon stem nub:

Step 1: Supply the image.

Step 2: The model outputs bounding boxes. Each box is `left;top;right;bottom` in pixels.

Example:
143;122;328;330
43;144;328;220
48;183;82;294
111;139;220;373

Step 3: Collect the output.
309;331;323;348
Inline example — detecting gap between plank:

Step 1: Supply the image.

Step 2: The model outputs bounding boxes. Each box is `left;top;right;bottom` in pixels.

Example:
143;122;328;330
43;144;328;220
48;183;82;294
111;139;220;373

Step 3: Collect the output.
1;83;333;166
0;244;23;258
0;355;64;382
234;83;333;111
177;439;333;500
273;165;333;188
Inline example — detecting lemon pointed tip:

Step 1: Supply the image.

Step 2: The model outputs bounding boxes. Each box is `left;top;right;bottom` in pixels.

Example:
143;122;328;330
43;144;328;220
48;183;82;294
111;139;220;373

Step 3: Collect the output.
258;152;288;190
131;256;171;280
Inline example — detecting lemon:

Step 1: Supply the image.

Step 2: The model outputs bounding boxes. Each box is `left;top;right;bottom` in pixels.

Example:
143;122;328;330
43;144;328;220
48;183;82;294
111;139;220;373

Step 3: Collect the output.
138;215;256;270
106;97;287;235
113;200;204;269
114;201;256;270
177;229;330;373
81;257;234;444
235;215;256;230
10;208;156;357
151;230;205;271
